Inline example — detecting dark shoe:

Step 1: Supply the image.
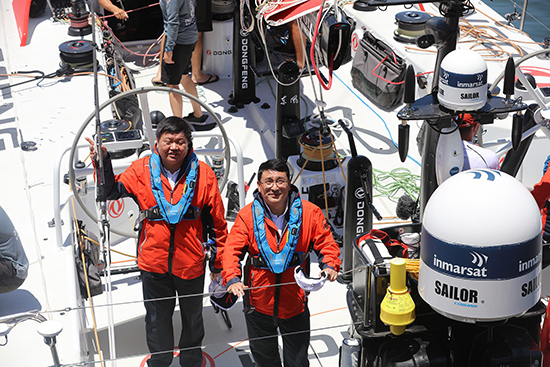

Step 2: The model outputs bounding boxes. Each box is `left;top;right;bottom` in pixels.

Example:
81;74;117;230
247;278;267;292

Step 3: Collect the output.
195;74;219;86
151;78;165;87
183;112;217;131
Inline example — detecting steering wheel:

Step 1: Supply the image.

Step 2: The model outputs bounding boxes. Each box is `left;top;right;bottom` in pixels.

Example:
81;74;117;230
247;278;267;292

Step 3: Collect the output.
68;86;231;238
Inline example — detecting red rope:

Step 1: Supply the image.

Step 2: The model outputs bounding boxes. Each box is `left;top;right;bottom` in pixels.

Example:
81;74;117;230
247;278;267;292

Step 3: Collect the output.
310;1;334;91
98;2;160;20
70;17;90;28
371;53;434;85
101;20;161;59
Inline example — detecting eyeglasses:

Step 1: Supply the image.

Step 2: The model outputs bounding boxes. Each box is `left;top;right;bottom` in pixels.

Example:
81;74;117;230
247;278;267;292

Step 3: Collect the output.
261;179;288;188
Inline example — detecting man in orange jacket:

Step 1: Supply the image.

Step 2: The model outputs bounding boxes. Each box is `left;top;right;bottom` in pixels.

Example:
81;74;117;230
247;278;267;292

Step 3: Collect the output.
222;158;341;367
86;116;227;367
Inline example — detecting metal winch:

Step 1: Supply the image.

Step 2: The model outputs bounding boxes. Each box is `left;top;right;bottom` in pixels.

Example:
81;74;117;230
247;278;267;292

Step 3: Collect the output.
394;11;431;44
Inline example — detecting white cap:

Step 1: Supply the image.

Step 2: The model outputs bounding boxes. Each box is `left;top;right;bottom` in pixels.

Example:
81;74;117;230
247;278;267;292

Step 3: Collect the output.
209;275;238;311
294;267;327;292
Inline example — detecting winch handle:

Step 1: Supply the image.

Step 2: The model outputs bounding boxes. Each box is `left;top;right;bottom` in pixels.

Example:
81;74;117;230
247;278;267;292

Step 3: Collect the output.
338;119;358;158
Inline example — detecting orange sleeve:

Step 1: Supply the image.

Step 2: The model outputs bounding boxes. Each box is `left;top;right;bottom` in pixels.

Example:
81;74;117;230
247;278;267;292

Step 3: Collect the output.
531;168;550;210
222;208;252;286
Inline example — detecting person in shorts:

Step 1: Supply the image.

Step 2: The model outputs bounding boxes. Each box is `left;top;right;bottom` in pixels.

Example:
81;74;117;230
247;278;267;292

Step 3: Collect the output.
160;0;215;130
192;0;219;85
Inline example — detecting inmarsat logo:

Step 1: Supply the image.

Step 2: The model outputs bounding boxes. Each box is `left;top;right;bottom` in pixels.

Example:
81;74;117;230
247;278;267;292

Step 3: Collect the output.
470;251;488;267
433;253;488;277
469;169;500;181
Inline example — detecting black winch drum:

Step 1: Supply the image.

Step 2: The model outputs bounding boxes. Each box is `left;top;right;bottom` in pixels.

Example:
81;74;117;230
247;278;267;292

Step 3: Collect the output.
297;129;338;171
100;119;132;133
59;40;93;64
394;11;431;44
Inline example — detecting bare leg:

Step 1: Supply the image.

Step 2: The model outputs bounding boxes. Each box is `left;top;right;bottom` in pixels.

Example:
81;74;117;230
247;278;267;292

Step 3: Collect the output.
153;35;165;85
180;74;203;117
167;84;183;117
290;21;305;69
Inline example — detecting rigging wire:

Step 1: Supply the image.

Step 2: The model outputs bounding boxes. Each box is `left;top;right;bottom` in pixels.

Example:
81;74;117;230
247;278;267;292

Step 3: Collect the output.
42;259;419;316
46;257;422;366
88;5;118;363
73;198;106;367
60;317;357;367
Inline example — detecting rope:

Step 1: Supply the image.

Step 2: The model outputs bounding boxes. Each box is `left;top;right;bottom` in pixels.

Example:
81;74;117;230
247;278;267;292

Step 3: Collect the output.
372;167;421;201
99;18;162;59
403;11;545;62
69;17;90;29
299;139;336;161
97;2;160;20
72;198;105;367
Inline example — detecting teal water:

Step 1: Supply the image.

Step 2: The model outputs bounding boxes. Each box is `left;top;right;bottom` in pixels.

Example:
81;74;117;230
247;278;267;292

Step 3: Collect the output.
482;0;550;43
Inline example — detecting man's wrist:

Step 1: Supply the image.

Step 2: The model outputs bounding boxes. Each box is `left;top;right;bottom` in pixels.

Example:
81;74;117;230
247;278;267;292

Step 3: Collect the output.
164;47;173;53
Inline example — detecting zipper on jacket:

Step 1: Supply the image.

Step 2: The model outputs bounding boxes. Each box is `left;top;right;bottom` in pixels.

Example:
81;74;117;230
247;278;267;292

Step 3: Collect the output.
168;223;176;274
139;228;147;254
277;223;289;252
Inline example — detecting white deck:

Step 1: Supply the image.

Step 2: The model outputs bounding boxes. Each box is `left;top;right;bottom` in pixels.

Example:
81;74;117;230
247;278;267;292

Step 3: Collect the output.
1;0;550;366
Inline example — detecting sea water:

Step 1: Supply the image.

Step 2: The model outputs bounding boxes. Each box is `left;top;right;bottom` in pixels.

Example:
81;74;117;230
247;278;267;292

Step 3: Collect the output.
482;0;550;43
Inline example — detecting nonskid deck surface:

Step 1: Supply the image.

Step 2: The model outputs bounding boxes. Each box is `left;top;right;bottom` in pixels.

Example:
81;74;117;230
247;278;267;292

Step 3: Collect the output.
1;0;550;365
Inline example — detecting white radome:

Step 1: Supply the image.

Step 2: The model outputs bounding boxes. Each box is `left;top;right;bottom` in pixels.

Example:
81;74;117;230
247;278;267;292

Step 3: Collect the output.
438;49;488;111
419;169;542;322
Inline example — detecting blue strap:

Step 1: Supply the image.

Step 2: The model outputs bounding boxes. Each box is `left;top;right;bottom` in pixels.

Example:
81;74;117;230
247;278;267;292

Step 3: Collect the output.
544;154;550;175
149;151;199;224
252;196;302;274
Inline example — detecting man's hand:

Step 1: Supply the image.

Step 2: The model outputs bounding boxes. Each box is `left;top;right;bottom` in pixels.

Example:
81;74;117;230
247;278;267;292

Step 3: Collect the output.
164;51;174;64
321;268;338;282
113;8;128;20
85;137;108;161
227;282;247;297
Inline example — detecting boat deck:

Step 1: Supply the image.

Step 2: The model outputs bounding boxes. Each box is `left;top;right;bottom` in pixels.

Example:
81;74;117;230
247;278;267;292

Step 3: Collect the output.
1;0;550;365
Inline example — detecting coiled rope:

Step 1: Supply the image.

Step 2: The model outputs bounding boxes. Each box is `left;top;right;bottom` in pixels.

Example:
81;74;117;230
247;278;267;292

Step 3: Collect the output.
372;167;420;201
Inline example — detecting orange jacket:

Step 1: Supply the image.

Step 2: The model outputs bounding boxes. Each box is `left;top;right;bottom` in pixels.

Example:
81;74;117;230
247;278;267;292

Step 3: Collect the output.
531;166;550;243
531;167;550;210
103;153;227;279
222;189;341;319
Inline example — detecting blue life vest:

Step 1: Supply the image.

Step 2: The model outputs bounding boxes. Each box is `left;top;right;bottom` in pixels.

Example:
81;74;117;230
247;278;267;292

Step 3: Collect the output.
149;151;199;224
252;195;302;274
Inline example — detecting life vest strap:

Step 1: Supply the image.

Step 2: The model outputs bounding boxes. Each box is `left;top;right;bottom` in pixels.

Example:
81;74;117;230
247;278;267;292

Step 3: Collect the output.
251;252;309;270
133;205;201;232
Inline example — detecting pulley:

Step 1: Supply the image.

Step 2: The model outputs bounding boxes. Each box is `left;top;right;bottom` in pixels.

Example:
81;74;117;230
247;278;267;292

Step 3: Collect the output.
394;11;431;44
297;128;338;171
